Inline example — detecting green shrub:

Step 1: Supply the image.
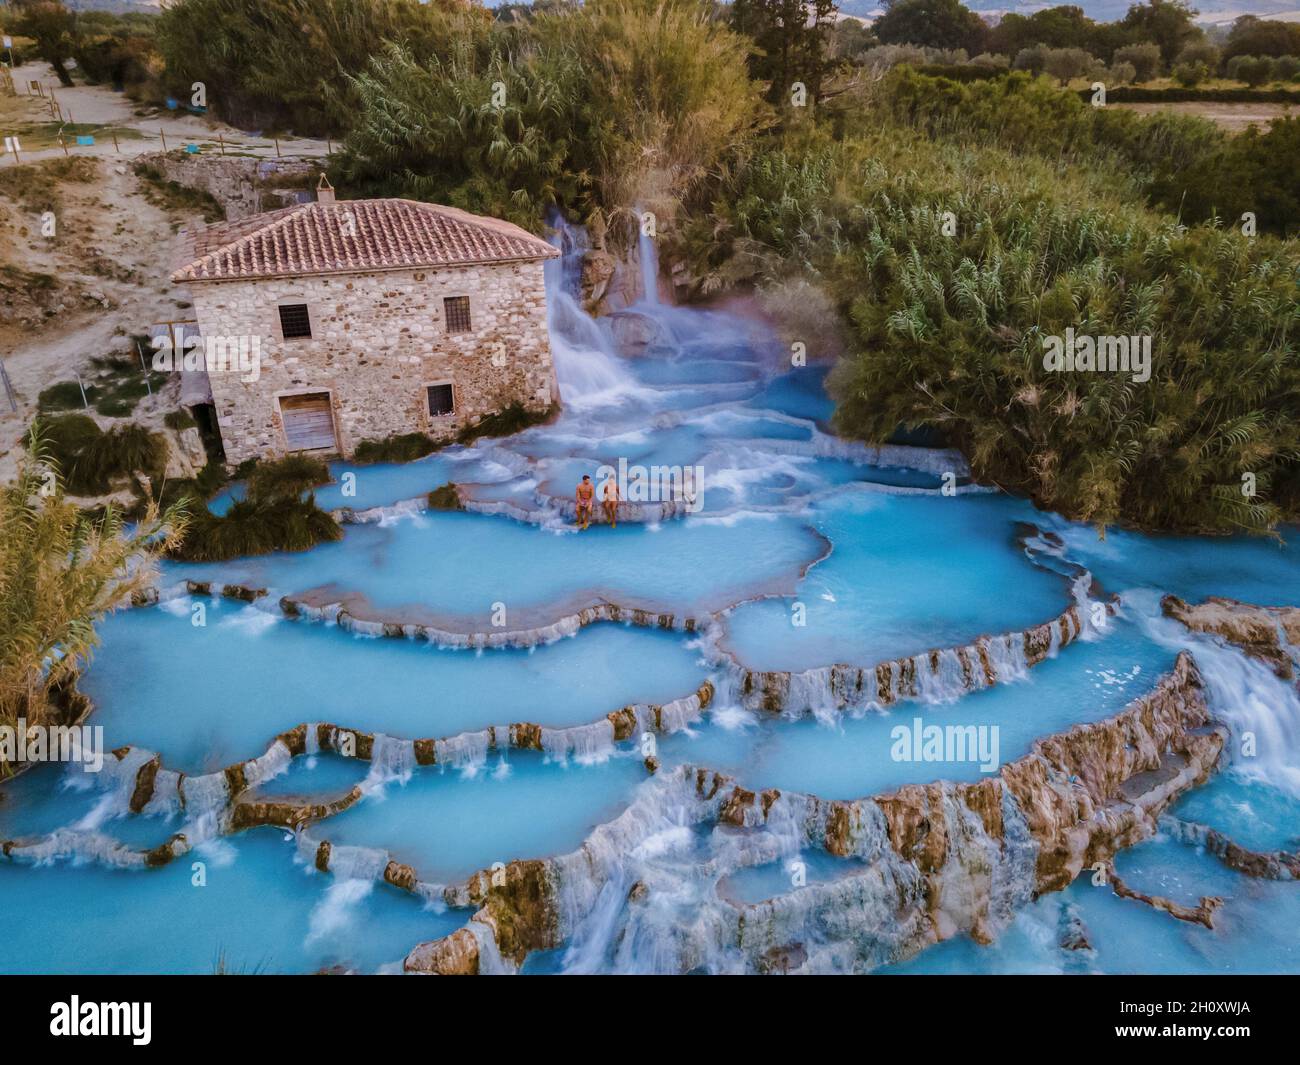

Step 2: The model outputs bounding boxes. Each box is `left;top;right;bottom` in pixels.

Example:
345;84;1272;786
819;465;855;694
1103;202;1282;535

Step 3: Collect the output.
169;497;342;561
38;381;91;412
1172;61;1209;88
428;483;463;510
164;410;198;431
1227;54;1276;87
352;432;438;464
1084;85;1300;103
1112;42;1161;83
243;453;332;503
910;63;1003;82
678;121;1300;534
32;414;168;496
339;0;763;234
456;402;556;445
154;0;464;136
1150;116;1300;238
148;460;229;513
167;454;339;562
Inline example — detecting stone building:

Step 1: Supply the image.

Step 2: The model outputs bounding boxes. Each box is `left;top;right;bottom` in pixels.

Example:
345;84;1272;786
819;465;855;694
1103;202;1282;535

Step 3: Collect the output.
171;182;560;464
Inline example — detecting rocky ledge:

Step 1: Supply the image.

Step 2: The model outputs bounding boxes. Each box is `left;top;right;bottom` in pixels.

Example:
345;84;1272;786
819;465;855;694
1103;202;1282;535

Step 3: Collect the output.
1162;595;1300;681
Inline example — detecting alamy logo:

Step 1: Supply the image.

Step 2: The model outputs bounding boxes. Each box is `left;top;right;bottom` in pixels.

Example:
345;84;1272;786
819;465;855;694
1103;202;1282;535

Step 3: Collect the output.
152;333;261;383
594;458;705;513
1042;328;1151;383
0;719;103;772
890;717;1000;773
50;997;151;1045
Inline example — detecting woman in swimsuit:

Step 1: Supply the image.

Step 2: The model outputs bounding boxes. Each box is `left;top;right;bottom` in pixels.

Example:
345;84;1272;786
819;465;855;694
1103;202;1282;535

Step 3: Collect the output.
601;476;620;529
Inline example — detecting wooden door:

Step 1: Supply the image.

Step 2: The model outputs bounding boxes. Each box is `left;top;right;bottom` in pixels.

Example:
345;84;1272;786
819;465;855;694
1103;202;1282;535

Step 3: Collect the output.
279;392;337;452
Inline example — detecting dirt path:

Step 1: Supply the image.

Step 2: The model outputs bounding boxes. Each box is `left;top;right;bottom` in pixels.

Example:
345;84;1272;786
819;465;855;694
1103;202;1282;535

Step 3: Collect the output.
2;62;330;165
1111;100;1296;133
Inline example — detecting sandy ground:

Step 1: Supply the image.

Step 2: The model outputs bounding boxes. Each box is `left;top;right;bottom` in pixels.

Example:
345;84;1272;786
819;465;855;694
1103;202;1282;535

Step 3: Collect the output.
1111;100;1296;132
0;64;329;484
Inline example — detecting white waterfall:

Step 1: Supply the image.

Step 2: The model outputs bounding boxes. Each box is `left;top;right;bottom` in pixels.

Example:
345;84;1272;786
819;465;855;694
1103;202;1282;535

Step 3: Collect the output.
545;216;640;407
179;771;230;841
434;730;490;772
1132;590;1300;798
637;214;660;306
541;720;617;764
365;733;416;790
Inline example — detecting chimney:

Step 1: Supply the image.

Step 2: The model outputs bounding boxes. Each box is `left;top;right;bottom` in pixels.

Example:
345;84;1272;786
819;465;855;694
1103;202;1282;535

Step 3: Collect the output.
316;173;336;205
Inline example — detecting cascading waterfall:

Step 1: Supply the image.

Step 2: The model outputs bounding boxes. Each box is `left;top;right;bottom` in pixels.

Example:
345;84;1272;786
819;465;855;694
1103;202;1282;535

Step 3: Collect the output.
178;771;231;842
242;739;293;790
1131;589;1300;798
545;766;1043;974
983;633;1029;683
365;734;416;790
433;731;490;773
545;215;640;406
541;721;617;764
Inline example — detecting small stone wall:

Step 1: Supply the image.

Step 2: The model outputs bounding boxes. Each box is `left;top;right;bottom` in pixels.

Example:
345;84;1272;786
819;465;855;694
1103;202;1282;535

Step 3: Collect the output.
136;152;320;221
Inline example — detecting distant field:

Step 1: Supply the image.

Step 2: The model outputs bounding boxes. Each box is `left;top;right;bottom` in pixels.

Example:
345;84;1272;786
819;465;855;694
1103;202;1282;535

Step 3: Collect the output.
1110;100;1296;131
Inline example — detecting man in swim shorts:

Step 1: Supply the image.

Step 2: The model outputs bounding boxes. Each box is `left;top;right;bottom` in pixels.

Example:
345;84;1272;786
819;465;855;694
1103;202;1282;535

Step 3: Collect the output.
601;475;620;529
575;474;595;530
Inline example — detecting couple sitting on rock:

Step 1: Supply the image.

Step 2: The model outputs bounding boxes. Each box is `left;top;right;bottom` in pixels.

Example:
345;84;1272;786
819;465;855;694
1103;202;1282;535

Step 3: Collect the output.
575;474;619;531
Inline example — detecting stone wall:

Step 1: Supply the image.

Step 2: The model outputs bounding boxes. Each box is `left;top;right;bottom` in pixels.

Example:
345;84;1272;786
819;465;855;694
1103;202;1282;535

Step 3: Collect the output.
184;260;557;464
137;152;320;220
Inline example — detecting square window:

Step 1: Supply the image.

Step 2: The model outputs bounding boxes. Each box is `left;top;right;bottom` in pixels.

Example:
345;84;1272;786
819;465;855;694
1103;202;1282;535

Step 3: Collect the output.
278;304;312;339
443;296;471;334
427;383;455;417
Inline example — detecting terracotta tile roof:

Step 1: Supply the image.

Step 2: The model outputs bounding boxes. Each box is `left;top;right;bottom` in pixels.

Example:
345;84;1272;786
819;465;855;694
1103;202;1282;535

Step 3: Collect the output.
171;199;559;283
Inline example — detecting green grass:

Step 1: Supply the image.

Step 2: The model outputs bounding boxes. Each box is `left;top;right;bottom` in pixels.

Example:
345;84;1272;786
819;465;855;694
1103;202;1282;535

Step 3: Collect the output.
456;403;557;445
32;413;168;497
147;460;229;513
244;453;332;503
38;355;165;418
352;432;438;464
170;496;342;561
165;452;340;561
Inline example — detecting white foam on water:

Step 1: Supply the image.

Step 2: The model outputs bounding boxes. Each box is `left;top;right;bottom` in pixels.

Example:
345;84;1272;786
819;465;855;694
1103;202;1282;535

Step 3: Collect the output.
218;604;280;635
158;595;194;618
195;836;238;868
711;704;758;731
70;792;122;833
306;877;374;945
